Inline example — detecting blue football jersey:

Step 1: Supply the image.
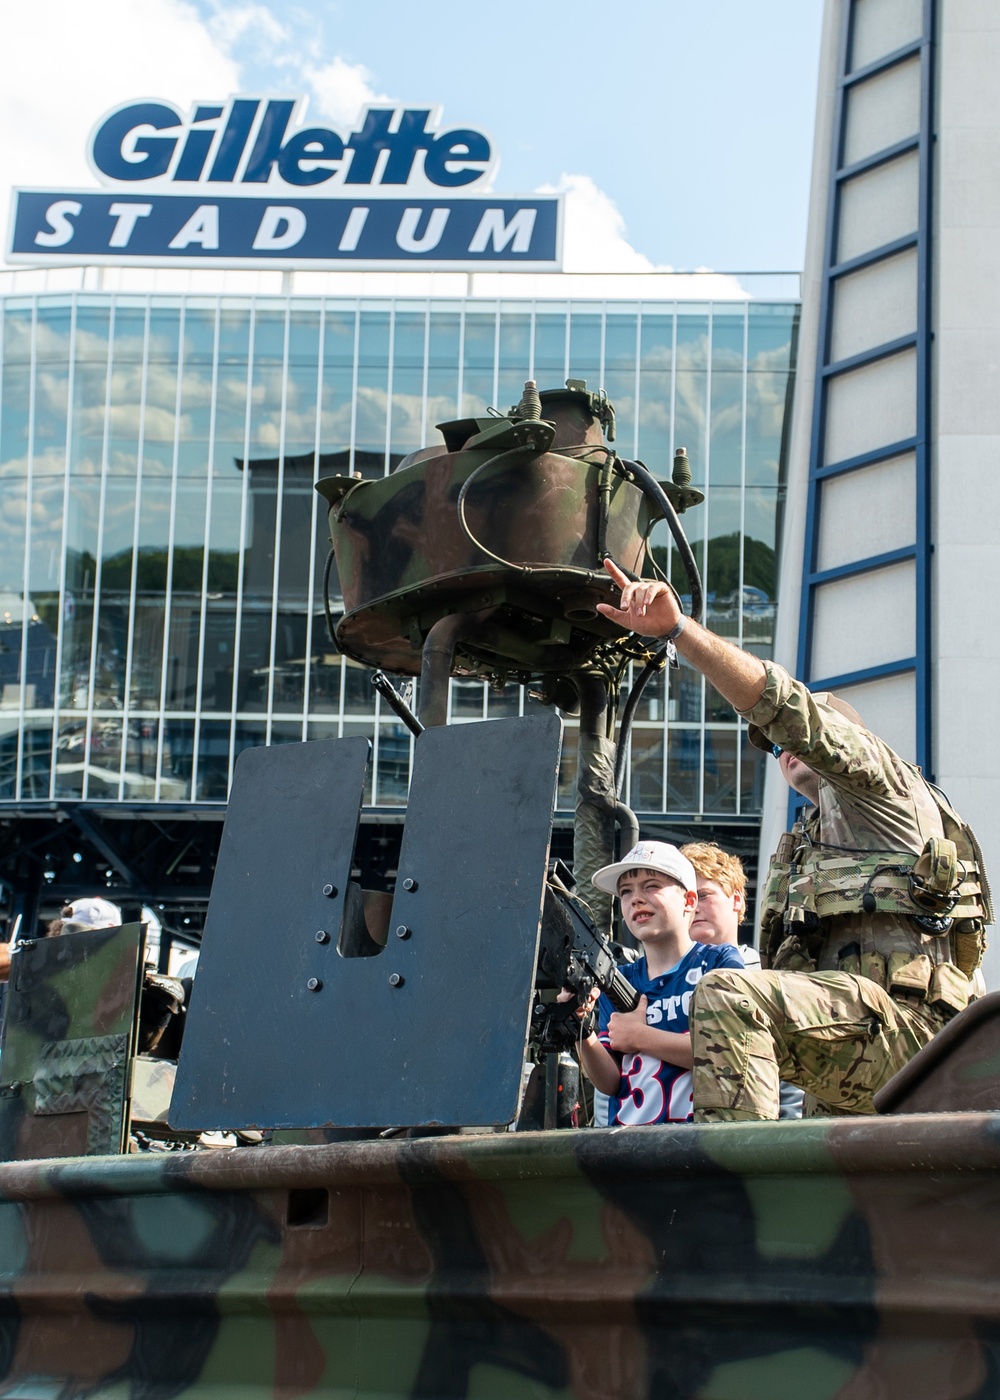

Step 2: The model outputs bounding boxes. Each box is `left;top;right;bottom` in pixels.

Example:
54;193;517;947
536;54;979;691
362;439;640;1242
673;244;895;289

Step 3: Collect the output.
597;942;745;1125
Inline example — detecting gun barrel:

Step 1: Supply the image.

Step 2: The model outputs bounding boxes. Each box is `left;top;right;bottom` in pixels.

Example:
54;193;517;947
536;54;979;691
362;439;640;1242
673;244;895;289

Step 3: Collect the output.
604;967;641;1013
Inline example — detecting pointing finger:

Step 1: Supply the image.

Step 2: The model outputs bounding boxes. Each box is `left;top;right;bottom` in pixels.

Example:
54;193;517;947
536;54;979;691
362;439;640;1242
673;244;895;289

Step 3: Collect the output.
603;557;630;589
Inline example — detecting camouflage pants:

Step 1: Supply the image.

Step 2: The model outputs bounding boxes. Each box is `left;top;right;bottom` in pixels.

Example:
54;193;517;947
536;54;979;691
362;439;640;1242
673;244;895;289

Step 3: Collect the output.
690;969;946;1122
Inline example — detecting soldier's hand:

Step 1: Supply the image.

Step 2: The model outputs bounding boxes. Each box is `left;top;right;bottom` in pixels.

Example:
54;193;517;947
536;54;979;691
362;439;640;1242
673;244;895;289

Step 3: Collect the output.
606;995;651;1054
596;558;683;638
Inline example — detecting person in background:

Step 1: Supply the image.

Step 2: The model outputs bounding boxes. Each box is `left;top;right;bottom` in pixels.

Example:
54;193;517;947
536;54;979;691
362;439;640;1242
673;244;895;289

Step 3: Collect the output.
682;841;803;1120
681;841;761;969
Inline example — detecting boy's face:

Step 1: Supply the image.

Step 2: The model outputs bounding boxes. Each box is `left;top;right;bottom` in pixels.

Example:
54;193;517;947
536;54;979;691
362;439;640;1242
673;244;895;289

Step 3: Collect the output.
616;868;696;944
691;877;744;947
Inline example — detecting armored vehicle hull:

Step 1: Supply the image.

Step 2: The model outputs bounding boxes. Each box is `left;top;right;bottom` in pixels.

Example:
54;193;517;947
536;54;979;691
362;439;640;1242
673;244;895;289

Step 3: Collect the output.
1;1114;998;1398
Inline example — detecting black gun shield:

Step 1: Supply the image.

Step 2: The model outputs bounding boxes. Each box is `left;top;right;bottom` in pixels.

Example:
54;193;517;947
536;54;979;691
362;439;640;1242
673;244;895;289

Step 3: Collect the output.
170;714;560;1129
170;736;370;1130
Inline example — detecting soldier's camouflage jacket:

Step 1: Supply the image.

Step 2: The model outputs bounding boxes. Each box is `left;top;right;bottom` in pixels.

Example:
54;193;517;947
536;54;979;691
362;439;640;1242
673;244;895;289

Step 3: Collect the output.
743;662;991;1005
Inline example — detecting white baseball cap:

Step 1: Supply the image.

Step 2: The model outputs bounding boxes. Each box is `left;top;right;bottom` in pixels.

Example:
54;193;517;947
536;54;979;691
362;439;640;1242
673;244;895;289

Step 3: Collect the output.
61;897;122;930
592;841;698;896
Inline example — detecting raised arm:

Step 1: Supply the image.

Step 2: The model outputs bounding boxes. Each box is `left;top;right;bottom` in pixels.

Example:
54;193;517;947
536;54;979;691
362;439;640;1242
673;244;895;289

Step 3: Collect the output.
597;559;767;715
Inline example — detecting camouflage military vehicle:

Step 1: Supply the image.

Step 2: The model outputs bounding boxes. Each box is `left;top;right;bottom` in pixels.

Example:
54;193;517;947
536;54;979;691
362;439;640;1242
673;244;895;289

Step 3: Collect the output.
0;383;998;1400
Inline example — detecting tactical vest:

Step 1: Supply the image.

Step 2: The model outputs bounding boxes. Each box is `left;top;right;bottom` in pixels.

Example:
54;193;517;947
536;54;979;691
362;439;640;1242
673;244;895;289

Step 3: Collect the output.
760;785;992;1007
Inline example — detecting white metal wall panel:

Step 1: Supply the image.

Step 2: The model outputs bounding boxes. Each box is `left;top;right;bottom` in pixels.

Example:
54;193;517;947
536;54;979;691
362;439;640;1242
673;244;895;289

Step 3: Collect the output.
851;0;925;69
935;0;1000;986
812;559;916;678
816;452;916;570
835;671;917;760
829;247;918;362
843;56;922;165
837;151;920;262
824;348;917;462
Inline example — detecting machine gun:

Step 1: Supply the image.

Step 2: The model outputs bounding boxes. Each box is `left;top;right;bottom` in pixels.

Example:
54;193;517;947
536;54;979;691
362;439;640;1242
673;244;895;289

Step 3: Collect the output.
532;876;640;1053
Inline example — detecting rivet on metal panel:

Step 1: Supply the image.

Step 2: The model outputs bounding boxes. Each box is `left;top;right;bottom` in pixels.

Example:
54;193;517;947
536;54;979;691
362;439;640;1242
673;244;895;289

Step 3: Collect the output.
402;878;418;892
388;973;405;987
307;978;323;992
322;884;337;898
395;925;411;940
315;930;330;944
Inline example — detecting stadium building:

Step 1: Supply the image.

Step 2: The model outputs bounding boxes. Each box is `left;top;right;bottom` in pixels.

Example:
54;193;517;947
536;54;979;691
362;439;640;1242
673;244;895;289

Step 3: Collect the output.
0;271;798;944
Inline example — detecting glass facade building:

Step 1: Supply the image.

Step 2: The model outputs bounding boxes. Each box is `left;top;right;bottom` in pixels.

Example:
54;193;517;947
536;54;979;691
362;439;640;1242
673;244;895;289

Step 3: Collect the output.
0;291;797;836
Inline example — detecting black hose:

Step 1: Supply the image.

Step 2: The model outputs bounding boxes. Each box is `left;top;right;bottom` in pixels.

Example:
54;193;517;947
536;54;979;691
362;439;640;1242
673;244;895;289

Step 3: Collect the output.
614;653;668;798
455;445;542;573
322;547;337;647
625;458;704;624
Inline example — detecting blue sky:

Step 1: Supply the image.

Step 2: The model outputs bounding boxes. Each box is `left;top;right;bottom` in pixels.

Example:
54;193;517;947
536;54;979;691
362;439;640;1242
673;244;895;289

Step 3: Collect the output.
2;0;823;273
191;0;824;270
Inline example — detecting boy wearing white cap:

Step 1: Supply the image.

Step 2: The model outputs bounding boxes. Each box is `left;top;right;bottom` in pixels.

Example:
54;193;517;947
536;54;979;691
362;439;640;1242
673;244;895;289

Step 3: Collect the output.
578;841;745;1125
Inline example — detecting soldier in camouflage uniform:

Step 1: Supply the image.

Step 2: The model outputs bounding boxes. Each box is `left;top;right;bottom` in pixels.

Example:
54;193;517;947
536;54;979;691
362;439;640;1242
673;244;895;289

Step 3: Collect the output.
597;560;991;1120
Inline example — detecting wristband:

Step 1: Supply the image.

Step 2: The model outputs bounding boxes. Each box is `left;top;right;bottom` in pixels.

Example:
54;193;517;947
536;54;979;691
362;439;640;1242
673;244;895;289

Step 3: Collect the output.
665;615;687;644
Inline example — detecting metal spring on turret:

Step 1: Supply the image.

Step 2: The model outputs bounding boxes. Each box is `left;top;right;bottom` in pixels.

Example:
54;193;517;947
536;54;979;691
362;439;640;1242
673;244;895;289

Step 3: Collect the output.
516;380;542;420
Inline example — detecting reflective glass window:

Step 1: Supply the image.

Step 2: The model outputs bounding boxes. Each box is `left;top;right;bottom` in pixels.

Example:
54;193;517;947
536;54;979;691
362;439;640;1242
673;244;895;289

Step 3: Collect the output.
461;312;495;418
213;308;250;479
342;719;375;803
127;478;172;709
557;723;579;810
497;311;531;410
33;304;72;478
161;718;194;801
569;312;601;390
376;721;411;804
199;478;242;711
703;728;738;813
176;307;216;479
741;486;779;658
674;312;709;487
355;311;390;474
389;309;426;463
667;727;700;811
604;312;638;456
533;314;566;384
741;728;767;813
320;309;356;467
195;719;232;800
427;310;459;429
637;310;672;473
709;311;745;488
629;727;665;811
142;307;180;479
164;479;210;713
746;305;798;486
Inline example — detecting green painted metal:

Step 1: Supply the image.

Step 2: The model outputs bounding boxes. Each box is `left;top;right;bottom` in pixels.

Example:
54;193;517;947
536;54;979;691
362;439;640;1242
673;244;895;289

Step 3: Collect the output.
0;1116;997;1396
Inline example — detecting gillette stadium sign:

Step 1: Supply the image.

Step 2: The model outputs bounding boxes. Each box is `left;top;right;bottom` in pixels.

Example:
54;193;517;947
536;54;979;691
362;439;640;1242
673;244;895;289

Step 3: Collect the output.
8;97;562;269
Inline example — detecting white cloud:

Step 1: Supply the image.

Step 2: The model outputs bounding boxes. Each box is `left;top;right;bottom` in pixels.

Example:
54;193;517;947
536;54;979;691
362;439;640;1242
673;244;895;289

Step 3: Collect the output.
303;56;395;129
538;173;656;274
0;0;240;207
206;2;288;53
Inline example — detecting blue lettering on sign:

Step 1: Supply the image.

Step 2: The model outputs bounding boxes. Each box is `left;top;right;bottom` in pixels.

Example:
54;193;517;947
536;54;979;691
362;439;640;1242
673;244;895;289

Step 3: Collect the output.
87;97;496;191
10;192;560;266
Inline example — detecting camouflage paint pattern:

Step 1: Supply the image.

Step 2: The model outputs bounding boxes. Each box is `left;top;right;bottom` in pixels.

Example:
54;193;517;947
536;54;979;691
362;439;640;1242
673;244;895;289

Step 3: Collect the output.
0;1116;998;1397
690;968;945;1121
320;449;657;677
0;925;145;1161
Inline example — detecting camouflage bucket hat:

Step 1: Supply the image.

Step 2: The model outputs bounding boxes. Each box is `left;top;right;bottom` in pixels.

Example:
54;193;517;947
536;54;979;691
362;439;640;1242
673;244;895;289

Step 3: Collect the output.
746;690;864;753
